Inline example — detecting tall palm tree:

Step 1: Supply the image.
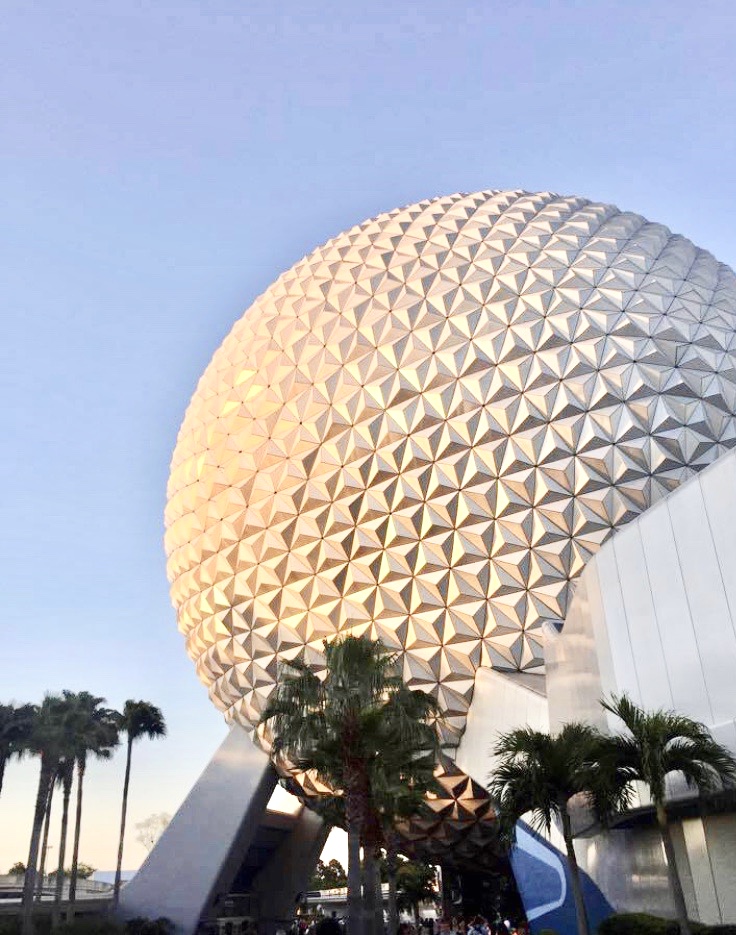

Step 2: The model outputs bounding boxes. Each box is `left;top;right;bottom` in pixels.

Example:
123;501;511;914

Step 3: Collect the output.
363;684;440;935
376;788;429;935
66;694;119;920
260;635;441;935
35;777;56;899
371;688;440;935
598;695;736;935
0;702;36;798
113;701;166;906
21;695;69;935
51;754;75;927
489;723;627;935
47;691;106;927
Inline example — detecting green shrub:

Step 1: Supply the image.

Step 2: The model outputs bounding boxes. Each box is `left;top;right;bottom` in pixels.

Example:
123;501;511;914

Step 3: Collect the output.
598;915;706;935
55;918;123;935
124;918;174;935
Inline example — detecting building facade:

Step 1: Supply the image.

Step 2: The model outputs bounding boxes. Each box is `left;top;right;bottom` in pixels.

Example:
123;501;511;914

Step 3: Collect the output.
122;190;736;932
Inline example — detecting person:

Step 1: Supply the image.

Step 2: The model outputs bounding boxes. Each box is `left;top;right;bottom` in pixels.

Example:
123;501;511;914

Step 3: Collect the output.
315;912;342;935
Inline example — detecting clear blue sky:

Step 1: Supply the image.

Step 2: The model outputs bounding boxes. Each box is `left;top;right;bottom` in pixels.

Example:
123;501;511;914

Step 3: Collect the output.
2;0;736;872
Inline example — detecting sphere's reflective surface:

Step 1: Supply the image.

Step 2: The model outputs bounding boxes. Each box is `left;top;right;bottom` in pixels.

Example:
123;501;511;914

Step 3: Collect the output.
166;190;736;743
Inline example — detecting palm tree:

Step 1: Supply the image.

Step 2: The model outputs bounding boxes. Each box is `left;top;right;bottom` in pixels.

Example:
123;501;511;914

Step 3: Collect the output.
21;695;69;935
260;635;441;935
489;723;627;935
113;701;166;906
371;692;440;935
377;791;428;935
66;694;119;920
364;684;440;935
47;691;107;927
598;695;736;935
395;860;436;930
0;702;36;798
51;754;75;927
36;772;58;900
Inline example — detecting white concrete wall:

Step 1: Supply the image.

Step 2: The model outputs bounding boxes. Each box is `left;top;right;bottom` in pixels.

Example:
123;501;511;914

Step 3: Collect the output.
455;667;548;786
546;447;736;752
543;448;736;923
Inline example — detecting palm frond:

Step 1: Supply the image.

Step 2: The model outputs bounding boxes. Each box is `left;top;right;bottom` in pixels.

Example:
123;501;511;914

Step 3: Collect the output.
600;693;736;807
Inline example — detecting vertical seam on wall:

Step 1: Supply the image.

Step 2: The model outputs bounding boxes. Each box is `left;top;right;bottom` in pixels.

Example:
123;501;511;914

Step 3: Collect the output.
611;534;644;705
637;519;675;707
701;816;725;923
666;494;716;725
699;463;736;646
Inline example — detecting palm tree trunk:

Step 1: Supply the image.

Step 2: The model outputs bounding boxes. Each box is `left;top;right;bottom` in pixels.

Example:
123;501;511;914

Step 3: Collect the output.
413;904;421;932
347;826;363;935
67;760;85;921
346;796;363;935
374;853;384;935
113;736;133;907
363;848;378;935
561;806;590;935
655;803;692;935
52;770;73;927
36;780;56;899
0;754;6;798
22;757;55;935
440;866;452;921
386;845;399;935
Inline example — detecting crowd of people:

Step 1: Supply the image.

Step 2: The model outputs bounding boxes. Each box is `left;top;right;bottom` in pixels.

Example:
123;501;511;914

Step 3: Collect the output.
404;917;525;935
283;913;526;935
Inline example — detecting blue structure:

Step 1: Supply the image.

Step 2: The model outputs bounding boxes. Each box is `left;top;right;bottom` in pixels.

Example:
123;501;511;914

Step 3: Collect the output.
511;823;613;935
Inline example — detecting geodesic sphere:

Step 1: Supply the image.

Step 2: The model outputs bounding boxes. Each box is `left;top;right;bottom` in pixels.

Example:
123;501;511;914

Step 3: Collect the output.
165;190;736;743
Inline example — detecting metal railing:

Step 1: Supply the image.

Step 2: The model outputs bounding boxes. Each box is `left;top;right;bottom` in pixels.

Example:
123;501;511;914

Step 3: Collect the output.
0;875;114;903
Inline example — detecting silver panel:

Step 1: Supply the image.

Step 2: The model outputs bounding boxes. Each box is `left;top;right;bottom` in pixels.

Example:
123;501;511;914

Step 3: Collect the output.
700;455;736;654
594;544;642;709
638;500;711;723
667;479;736;724
612;527;670;712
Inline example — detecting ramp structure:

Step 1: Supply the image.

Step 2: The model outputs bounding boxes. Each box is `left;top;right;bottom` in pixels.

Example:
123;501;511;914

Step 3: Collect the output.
118;727;327;935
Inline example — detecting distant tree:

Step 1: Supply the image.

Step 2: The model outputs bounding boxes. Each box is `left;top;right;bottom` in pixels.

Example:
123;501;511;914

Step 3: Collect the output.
66;692;119;919
49;690;114;927
0;703;37;798
396;861;437;929
135;812;172;853
310;858;348;890
9;862;26;875
36;771;58;900
21;694;68;935
113;701;166;906
51;753;75;927
48;864;95;880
